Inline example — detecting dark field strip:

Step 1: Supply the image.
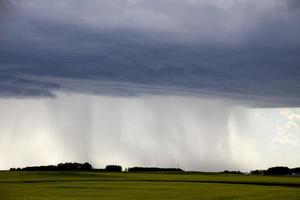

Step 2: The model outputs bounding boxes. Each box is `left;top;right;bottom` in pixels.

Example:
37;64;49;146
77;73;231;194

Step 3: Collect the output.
1;178;300;188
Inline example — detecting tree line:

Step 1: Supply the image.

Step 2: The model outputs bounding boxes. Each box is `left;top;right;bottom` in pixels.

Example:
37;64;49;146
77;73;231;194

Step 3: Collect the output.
9;163;183;173
251;166;300;176
9;163;300;176
10;163;123;172
10;162;93;172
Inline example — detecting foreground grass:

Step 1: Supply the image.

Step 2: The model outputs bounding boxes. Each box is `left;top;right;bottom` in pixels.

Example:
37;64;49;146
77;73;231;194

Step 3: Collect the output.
0;171;300;200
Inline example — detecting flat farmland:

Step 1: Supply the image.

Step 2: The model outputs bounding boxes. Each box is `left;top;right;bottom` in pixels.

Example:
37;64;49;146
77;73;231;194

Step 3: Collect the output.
0;171;300;200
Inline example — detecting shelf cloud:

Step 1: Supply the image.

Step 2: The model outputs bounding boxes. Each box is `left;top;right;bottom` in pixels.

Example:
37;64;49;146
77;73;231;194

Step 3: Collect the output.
0;0;299;106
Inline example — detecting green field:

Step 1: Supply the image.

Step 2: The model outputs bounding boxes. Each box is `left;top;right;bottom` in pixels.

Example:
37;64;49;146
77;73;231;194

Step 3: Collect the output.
0;171;300;200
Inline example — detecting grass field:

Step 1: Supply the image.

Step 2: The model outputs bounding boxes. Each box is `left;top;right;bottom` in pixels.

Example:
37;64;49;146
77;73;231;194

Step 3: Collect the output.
0;171;300;200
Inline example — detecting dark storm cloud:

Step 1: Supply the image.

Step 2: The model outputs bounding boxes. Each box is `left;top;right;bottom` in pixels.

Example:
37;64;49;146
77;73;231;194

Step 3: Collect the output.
0;0;300;106
0;0;11;9
0;0;12;21
287;0;300;10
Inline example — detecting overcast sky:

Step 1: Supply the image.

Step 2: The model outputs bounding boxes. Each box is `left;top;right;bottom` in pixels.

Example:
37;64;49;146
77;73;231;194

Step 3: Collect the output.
0;0;299;170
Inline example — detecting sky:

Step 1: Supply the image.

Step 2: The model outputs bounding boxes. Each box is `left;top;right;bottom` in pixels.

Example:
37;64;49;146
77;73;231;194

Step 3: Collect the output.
0;0;299;171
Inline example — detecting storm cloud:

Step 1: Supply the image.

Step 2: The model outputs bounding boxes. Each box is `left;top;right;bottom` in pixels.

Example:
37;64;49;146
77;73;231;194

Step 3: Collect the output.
0;0;299;106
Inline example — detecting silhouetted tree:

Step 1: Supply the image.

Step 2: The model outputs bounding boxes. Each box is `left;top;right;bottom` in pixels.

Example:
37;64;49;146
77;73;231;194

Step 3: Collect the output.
291;168;300;174
81;162;93;171
128;167;184;173
265;166;291;175
105;165;122;172
222;170;243;174
10;162;93;171
250;170;266;175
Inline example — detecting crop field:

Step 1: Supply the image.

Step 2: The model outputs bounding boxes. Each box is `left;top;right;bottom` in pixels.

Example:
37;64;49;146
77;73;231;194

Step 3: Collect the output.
0;171;300;200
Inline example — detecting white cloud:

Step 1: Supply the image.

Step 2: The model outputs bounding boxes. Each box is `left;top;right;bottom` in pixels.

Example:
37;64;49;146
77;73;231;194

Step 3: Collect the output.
280;109;300;125
272;109;300;146
272;126;300;146
286;121;299;129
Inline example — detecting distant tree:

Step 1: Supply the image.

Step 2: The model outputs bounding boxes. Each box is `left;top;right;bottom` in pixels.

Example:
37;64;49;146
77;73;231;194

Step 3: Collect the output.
222;170;243;174
291;168;300;174
57;162;94;171
128;167;184;173
81;162;93;171
250;170;266;175
57;162;81;170
11;162;93;171
265;166;291;175
21;165;57;171
105;165;122;172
